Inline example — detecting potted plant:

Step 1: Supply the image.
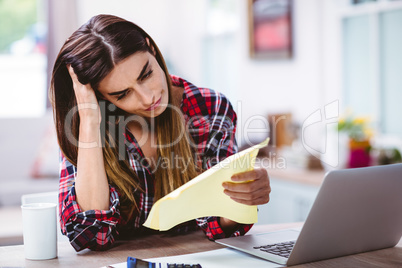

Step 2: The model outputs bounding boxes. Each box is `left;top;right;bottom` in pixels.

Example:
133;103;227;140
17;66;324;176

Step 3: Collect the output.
338;115;373;168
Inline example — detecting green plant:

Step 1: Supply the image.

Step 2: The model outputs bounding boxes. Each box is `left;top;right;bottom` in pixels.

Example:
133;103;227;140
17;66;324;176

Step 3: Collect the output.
338;115;373;141
0;0;38;52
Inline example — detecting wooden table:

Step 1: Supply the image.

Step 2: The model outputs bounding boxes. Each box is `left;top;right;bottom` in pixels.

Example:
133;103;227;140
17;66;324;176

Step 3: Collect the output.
1;222;401;268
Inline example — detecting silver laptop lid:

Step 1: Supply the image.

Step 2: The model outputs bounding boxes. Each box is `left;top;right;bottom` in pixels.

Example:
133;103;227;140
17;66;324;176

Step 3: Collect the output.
288;163;402;265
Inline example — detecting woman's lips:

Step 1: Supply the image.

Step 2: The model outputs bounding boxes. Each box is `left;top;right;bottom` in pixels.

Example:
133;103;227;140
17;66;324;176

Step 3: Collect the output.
146;97;162;111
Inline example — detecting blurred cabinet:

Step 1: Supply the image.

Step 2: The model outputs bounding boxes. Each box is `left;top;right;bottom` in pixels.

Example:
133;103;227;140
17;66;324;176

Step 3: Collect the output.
256;177;320;225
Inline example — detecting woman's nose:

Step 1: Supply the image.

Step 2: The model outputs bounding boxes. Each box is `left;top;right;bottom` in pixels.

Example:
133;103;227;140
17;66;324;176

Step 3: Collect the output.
137;87;155;106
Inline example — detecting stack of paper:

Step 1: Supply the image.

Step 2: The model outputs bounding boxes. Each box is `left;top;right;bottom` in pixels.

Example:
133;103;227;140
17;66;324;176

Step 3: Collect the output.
143;138;270;231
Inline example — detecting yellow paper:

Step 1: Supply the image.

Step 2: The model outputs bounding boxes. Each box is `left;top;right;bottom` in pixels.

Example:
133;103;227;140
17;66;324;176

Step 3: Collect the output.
143;138;270;231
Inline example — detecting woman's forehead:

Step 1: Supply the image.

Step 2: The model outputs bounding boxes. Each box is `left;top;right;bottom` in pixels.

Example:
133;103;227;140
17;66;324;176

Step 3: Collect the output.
98;52;152;93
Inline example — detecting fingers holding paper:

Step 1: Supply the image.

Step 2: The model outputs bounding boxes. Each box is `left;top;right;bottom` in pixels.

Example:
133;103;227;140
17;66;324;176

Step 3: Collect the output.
222;168;271;206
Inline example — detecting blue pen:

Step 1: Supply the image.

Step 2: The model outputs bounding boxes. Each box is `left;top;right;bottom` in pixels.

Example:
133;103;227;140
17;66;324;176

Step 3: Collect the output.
127;257;156;268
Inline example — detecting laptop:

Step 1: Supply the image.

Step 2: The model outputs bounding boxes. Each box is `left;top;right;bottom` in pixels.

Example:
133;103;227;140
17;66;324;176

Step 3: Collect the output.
216;164;402;266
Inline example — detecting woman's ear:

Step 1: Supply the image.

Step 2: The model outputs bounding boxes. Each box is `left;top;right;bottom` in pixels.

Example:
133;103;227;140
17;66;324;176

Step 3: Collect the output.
145;37;156;55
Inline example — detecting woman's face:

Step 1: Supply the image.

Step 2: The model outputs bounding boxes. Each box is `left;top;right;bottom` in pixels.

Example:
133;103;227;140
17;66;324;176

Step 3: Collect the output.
97;51;169;118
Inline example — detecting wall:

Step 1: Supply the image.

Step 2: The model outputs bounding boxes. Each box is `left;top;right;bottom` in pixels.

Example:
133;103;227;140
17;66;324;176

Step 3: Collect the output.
76;0;207;83
235;0;326;148
75;0;337;150
237;0;323;121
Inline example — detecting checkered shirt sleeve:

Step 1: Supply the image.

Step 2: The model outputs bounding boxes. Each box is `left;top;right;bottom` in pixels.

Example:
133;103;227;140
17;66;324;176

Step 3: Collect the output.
58;152;121;251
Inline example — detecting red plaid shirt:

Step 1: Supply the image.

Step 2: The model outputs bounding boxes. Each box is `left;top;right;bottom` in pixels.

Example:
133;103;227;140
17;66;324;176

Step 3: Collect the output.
59;75;253;251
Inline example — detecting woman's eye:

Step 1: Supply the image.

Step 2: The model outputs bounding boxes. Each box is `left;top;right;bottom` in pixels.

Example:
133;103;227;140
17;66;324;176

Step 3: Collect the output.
117;90;129;101
141;69;153;80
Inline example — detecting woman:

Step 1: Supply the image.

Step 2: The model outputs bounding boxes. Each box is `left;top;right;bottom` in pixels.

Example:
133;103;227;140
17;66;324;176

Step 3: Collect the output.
51;14;271;252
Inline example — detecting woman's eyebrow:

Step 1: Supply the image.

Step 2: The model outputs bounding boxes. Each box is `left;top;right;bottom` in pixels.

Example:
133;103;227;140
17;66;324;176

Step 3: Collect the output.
108;88;128;96
108;60;150;96
136;60;149;81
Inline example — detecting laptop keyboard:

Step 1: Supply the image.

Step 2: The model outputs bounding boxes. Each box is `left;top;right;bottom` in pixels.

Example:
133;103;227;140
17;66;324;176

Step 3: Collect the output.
253;241;295;258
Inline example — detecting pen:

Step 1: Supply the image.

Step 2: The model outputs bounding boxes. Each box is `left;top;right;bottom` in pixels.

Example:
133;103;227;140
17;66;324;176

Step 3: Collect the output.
127;257;202;268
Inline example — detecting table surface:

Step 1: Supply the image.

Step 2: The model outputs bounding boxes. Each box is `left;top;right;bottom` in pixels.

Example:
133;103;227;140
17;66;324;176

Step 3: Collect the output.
1;222;401;268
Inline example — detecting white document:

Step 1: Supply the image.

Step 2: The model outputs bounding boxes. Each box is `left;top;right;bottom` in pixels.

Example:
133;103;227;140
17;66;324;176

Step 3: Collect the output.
102;248;284;268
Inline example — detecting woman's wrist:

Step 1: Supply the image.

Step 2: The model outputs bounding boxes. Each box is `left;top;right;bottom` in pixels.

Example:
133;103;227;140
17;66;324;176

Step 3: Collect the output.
79;111;101;125
80;116;101;130
78;120;101;148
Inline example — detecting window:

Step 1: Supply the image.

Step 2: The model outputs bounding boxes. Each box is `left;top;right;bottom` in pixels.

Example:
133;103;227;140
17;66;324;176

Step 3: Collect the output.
202;0;240;104
379;9;402;135
0;0;47;118
341;0;402;136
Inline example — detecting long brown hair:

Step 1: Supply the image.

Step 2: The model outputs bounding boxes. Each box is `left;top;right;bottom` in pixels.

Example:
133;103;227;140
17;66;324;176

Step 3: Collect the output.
50;14;200;219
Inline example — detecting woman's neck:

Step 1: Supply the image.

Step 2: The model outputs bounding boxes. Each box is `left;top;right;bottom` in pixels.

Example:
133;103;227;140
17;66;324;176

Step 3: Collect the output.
171;85;184;107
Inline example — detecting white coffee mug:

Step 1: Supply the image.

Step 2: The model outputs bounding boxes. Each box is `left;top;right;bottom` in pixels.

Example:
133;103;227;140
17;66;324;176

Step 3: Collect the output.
21;203;57;260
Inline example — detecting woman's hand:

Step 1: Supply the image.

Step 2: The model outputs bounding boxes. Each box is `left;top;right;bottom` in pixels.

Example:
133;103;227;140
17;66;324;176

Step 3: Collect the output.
67;65;101;124
222;168;271;205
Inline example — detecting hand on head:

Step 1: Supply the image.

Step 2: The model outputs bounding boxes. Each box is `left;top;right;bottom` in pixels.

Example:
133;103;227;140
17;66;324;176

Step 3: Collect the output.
67;65;101;123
